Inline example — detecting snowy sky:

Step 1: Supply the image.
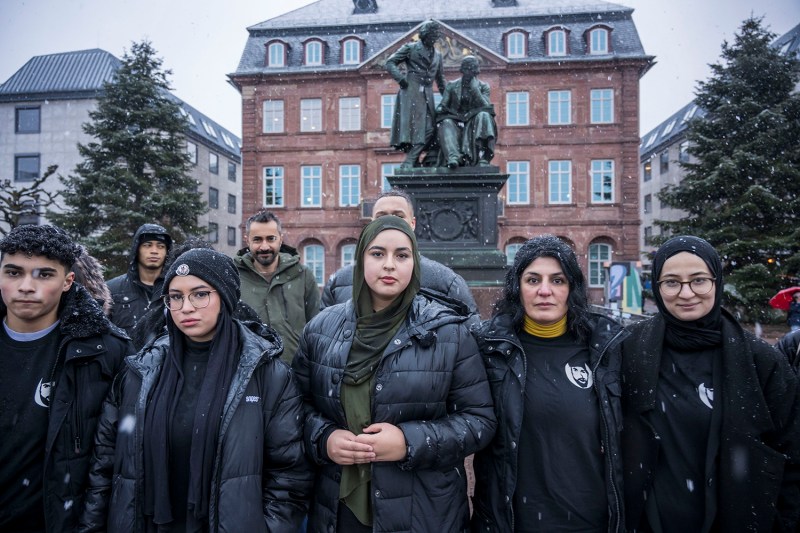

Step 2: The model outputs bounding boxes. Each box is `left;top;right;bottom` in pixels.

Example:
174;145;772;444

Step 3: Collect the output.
2;0;798;136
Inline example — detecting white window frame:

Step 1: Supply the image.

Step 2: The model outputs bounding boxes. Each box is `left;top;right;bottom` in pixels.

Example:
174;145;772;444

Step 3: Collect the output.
339;97;361;131
301;165;322;207
263;100;284;133
548;90;571;125
548;160;571;204
590;28;609;54
305;41;322;66
507;31;525;58
341;244;356;268
268;42;285;67
591;159;614;204
548;30;566;56
381;163;400;192
590;89;613;124
506;161;530;205
588;243;612;287
339;164;360;207
506;243;523;266
381;95;395;129
304;244;325;285
342;38;361;64
186;141;197;165
506;92;529;126
301;98;322;132
263;166;284;207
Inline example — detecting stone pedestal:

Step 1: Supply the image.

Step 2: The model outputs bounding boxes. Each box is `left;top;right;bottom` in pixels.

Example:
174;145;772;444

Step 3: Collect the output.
388;166;508;314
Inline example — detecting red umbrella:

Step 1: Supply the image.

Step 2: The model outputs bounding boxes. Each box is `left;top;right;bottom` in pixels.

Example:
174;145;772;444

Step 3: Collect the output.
769;286;800;311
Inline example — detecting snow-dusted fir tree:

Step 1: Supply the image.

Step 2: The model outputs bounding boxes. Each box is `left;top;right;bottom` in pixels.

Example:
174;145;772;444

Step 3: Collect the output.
50;41;206;277
657;17;800;318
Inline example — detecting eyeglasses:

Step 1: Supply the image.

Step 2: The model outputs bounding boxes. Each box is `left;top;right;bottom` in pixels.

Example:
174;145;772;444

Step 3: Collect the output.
163;290;217;310
657;278;715;296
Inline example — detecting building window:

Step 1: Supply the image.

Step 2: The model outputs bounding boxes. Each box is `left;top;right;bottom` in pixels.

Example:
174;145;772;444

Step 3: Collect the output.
643;161;652;182
305;40;322;66
589;28;609;54
209;153;219;174
208;222;219;244
341;244;356;267
16;106;40;133
14;154;40;182
506;161;530;205
342;38;361;64
381;95;395;129
304;244;325;285
679;141;690;163
339;97;361;131
659;151;669;173
208;187;219;209
381;163;400;192
588;243;612;287
264;167;284;207
267;42;285;67
644;194;652;214
262;100;284;133
591;160;614;203
339;165;360;206
506;31;526;58
506;92;529;126
228;161;236;182
301;98;322;132
201;119;217;139
227;226;237;247
644;226;653;244
590;89;613;124
547;29;567;56
548;90;571;125
301;165;322;207
227;194;236;214
506;243;523;266
548;160;571;204
186;141;197;165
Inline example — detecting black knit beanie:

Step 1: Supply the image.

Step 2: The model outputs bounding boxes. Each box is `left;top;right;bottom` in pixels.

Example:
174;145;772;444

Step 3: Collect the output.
162;248;240;313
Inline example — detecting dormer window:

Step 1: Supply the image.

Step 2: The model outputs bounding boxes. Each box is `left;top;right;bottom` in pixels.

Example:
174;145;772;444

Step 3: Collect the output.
341;37;363;65
266;41;287;67
545;27;568;57
304;39;324;66
587;26;610;55
505;30;527;59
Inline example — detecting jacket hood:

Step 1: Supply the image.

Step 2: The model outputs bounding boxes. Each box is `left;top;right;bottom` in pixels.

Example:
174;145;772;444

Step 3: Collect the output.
127;223;172;275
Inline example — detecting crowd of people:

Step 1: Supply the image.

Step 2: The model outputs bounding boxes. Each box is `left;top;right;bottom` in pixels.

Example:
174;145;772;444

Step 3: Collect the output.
2;190;800;533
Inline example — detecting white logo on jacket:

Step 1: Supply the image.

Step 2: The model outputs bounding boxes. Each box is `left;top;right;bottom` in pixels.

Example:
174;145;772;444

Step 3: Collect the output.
246;395;260;403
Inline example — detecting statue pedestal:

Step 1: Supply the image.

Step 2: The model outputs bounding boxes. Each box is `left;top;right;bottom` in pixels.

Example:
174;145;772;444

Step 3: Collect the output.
388;166;508;298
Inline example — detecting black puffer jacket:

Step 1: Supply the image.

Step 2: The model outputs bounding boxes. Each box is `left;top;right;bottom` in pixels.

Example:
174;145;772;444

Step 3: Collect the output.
470;312;628;533
622;310;800;532
292;295;496;533
0;283;132;532
776;329;800;371
79;321;313;532
106;223;171;336
320;255;479;315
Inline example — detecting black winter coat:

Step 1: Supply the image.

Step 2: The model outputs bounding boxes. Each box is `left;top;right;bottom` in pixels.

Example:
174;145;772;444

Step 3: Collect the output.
292;295;496;533
470;312;628;533
79;321;313;533
776;329;800;371
622;310;800;532
0;283;132;532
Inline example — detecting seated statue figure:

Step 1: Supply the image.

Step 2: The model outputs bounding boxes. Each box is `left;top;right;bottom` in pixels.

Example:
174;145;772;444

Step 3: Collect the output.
435;56;497;168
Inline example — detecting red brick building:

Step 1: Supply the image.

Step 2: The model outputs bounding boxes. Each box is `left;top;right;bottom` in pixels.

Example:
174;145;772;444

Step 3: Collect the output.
230;0;652;304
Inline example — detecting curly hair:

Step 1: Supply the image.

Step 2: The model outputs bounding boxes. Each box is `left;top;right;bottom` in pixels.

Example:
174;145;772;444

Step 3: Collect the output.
0;224;82;271
495;235;591;342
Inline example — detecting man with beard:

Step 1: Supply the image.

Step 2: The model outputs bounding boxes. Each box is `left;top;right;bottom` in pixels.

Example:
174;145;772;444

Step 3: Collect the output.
107;223;172;336
235;210;320;363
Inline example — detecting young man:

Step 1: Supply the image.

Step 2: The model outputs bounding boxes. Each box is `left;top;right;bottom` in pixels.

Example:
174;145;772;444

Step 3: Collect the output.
235;210;320;363
321;189;478;315
107;223;172;336
0;224;132;532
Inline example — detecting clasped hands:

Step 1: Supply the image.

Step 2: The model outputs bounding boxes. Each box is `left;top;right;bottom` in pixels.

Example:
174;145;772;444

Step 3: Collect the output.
327;423;407;466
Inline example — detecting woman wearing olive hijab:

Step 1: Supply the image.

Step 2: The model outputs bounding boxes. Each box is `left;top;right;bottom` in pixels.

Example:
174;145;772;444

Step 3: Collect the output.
292;215;496;533
622;235;800;532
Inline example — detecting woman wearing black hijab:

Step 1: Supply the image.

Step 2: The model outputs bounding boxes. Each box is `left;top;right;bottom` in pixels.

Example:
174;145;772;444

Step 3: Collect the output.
80;248;313;532
292;215;496;532
622;235;800;532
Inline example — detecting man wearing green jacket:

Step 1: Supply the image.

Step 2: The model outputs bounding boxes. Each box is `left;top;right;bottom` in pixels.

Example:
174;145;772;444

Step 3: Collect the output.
235;210;320;363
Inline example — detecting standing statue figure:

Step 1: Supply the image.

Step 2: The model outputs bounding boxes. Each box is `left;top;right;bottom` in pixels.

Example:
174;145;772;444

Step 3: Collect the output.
385;20;445;169
436;56;497;168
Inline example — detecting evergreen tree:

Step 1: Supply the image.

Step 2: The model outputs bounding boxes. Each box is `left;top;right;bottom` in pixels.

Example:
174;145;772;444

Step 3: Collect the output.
50;40;206;277
657;17;800;319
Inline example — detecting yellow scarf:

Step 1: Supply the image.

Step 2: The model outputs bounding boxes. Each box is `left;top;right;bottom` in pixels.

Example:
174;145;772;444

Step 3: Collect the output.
523;315;567;338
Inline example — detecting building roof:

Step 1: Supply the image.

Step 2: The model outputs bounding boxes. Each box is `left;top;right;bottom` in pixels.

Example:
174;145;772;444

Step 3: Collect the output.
234;0;650;77
0;48;241;160
640;21;800;160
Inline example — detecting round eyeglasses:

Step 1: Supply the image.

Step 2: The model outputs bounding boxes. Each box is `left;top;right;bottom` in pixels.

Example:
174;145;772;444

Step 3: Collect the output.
657;278;715;296
163;290;217;310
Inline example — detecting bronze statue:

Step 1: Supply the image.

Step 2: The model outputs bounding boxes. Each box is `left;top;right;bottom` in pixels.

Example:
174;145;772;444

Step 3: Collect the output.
385;20;445;169
436;56;496;168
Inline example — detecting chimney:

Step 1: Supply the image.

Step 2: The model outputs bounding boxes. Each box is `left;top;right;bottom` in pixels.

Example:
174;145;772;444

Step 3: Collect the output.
353;0;378;14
